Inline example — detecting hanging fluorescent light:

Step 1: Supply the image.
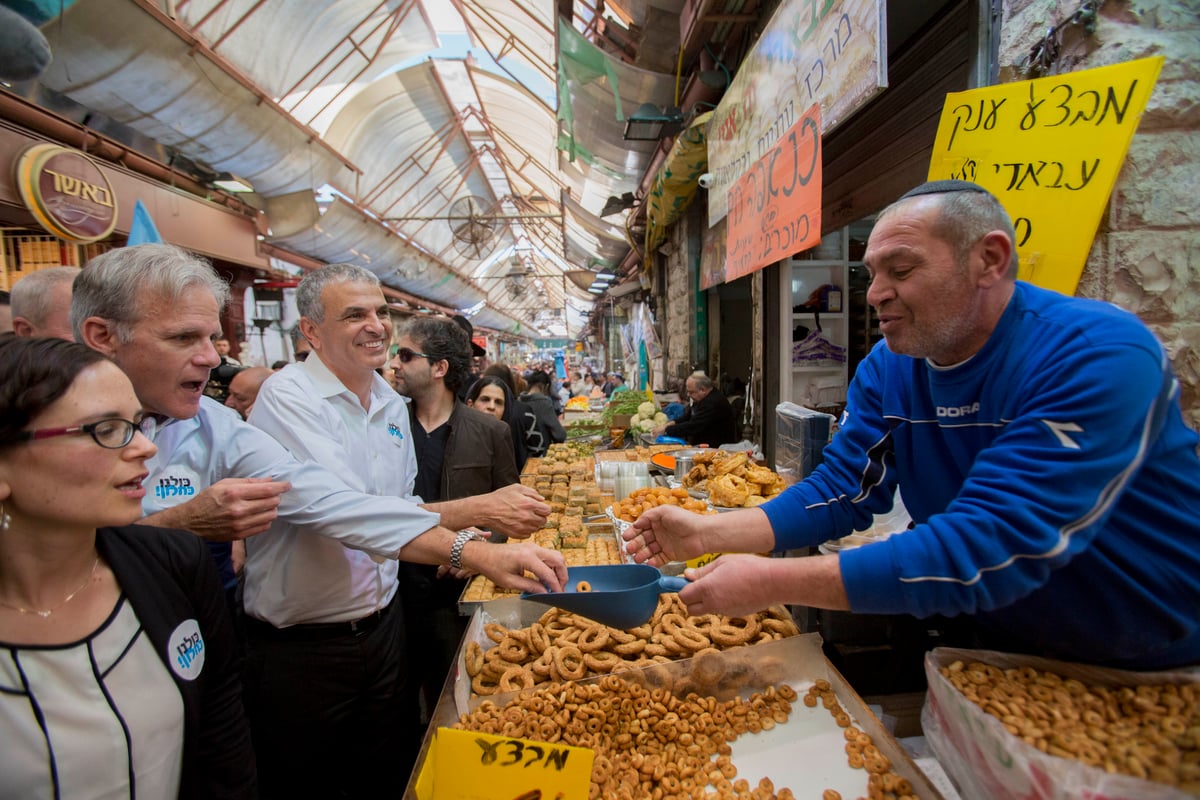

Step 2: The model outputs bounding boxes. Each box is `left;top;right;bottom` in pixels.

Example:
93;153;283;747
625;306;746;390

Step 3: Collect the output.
587;286;605;294
212;172;255;193
596;271;617;280
623;104;684;141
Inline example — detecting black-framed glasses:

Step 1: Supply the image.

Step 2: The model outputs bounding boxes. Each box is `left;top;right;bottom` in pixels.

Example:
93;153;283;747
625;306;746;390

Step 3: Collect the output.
393;346;436;363
21;417;143;450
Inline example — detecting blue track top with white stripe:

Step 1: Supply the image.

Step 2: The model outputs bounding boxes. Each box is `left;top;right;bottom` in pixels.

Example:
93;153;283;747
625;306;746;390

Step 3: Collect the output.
762;281;1200;669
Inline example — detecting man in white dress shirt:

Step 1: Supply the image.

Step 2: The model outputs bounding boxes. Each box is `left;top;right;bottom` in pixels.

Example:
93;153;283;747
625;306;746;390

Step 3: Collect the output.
72;246;566;796
242;263;567;793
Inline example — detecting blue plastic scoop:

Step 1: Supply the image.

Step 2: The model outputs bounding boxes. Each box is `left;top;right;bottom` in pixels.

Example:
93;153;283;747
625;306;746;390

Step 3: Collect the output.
521;563;688;629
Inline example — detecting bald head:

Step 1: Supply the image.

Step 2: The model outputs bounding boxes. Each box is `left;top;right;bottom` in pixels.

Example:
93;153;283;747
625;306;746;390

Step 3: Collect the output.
225;367;273;419
12;266;80;340
880;181;1019;279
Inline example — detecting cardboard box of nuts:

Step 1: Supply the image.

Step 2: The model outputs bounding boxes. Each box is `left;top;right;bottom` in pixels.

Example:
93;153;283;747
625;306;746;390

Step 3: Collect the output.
922;647;1200;799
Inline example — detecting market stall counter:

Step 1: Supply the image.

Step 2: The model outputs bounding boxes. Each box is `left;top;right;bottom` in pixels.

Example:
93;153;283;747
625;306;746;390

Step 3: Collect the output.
403;597;943;800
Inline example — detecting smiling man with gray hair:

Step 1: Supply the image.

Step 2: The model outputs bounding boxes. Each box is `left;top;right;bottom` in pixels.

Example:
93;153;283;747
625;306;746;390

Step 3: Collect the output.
242;262;561;794
626;180;1200;672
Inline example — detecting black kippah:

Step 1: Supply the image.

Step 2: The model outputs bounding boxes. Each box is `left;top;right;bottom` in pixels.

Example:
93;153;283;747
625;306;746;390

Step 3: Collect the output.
899;180;990;200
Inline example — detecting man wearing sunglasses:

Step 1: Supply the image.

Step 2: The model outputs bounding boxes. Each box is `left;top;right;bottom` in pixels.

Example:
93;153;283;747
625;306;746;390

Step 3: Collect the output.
389;315;523;720
73;247;566;796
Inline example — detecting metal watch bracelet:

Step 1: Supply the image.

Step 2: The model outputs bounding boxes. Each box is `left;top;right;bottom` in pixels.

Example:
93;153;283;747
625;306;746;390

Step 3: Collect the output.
450;530;483;570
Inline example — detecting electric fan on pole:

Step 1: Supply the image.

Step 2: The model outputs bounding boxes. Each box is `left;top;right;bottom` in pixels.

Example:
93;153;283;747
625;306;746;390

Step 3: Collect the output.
448;195;500;261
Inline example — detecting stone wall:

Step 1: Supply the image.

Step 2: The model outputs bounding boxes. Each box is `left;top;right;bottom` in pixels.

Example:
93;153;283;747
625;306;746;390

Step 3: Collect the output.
1000;0;1200;428
661;215;693;389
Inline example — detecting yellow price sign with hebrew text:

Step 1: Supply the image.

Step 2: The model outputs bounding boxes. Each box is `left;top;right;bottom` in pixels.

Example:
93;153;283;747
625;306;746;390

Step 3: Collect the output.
415;727;594;800
686;552;722;570
928;57;1162;295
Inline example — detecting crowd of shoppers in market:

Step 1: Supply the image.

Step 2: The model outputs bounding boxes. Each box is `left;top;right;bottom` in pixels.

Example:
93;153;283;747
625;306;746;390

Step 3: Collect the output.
2;179;1198;799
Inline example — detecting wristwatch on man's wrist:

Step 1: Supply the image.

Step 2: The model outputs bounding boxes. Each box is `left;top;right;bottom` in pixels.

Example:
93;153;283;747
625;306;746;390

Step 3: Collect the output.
450;530;484;570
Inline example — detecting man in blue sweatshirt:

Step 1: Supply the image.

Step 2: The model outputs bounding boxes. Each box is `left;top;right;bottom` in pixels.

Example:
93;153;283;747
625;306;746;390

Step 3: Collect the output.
625;180;1200;670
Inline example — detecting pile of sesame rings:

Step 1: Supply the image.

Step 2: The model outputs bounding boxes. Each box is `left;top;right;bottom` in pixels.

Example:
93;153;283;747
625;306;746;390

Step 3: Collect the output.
802;679;918;800
455;676;801;800
464;595;800;698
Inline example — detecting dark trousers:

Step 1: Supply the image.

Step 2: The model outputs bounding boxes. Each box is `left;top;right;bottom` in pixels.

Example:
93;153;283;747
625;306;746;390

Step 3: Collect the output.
398;563;468;719
242;599;423;799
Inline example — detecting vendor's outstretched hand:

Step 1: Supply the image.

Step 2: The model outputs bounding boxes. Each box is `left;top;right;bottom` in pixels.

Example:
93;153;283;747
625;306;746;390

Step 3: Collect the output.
470;541;567;595
678;554;775;617
623;504;711;566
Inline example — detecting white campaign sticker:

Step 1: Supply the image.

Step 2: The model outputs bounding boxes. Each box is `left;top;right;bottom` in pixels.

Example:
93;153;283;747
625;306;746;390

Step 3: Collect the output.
149;465;203;504
167;619;205;681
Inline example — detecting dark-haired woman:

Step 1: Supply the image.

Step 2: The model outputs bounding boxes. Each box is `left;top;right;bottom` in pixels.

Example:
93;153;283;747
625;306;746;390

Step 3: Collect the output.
471;371;528;472
0;335;255;798
518;370;566;458
465;375;507;422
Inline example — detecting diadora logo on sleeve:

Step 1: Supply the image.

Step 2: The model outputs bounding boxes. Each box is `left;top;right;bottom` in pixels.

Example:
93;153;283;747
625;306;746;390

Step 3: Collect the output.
152;466;202;501
937;402;981;419
387;421;405;440
167;619;205;681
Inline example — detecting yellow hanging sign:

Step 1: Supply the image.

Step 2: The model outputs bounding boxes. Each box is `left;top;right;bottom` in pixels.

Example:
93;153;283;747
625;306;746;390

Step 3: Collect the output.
414;727;594;800
927;56;1162;295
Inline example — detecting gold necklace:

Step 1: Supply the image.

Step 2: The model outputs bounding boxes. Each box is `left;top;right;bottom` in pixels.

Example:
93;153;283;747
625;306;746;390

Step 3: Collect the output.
0;557;100;619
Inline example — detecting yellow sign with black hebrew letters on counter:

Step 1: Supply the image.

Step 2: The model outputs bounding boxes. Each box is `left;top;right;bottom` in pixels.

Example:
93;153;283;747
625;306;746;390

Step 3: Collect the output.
415;727;594;799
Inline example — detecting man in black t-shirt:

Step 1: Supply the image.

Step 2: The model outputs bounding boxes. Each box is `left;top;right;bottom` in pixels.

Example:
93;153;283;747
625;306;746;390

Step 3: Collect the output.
391;316;534;715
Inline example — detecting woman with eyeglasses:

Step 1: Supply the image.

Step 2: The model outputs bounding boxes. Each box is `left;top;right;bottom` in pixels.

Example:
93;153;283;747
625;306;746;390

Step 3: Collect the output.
0;335;255;798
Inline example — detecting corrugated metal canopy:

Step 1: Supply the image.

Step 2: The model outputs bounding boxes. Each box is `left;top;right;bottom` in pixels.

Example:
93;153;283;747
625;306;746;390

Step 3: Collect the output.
37;0;361;196
31;0;690;338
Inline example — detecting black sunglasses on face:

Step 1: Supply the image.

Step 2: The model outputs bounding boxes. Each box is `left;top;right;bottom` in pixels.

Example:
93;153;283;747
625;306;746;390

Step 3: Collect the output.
21;417;144;449
393;346;435;363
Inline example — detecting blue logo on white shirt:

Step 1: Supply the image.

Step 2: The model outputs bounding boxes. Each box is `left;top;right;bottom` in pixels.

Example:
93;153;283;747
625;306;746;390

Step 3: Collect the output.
387;422;404;439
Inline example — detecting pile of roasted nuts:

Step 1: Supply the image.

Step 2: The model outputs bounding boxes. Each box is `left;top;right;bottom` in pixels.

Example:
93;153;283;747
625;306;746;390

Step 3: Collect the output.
941;659;1200;790
455;674;800;800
